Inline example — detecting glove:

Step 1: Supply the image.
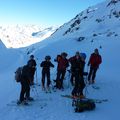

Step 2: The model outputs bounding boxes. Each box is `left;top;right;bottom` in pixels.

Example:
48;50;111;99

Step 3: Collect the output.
87;63;90;66
54;59;57;62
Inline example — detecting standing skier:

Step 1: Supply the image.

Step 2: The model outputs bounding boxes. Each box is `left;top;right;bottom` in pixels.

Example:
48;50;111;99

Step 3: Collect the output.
40;56;54;91
17;62;34;105
27;55;36;85
69;51;83;86
54;52;69;89
70;51;86;98
88;48;102;84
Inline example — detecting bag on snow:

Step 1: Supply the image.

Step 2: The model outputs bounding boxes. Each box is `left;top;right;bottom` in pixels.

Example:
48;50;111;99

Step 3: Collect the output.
72;99;96;112
54;80;62;89
15;67;23;82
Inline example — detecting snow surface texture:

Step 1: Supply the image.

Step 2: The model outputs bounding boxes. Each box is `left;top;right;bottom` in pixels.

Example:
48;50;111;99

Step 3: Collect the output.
0;0;120;120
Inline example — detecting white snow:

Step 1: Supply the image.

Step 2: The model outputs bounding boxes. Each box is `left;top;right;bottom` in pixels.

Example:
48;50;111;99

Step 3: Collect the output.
0;25;58;48
0;0;120;120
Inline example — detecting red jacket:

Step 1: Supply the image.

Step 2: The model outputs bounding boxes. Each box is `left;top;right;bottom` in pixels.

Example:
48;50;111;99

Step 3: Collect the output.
56;56;69;70
88;53;102;68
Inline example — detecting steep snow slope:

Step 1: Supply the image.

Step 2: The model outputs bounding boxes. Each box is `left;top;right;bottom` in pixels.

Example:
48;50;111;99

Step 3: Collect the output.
26;0;120;55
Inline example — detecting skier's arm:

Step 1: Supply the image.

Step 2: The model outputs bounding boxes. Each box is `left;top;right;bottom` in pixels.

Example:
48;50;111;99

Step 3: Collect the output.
50;62;54;68
40;61;44;67
66;60;69;68
87;54;92;66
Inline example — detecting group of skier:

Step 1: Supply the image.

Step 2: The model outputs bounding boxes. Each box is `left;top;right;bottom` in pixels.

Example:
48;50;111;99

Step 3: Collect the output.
17;48;102;105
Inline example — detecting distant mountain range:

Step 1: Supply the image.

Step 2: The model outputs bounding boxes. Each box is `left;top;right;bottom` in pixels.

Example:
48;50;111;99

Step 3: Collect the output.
0;25;58;48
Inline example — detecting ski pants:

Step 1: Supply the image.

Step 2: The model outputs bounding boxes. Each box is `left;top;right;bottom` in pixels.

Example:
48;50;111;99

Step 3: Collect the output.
29;68;36;84
56;69;66;88
20;81;30;102
72;71;85;96
70;69;76;86
41;70;50;87
88;66;98;81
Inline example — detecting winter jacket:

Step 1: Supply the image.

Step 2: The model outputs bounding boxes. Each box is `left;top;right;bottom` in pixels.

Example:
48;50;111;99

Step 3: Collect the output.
55;55;69;71
27;59;36;68
69;56;85;75
40;61;54;72
88;53;102;68
21;65;31;84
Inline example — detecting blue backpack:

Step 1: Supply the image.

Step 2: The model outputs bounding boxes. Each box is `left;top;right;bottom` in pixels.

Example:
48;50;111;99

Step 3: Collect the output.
80;53;87;60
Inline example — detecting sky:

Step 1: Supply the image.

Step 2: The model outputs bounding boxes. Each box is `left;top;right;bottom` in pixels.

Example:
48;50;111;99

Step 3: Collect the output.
0;0;105;27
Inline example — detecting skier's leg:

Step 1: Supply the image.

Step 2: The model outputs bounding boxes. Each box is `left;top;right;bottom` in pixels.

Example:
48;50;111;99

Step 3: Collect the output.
92;68;98;83
70;73;74;86
20;82;26;102
88;67;93;83
26;83;30;99
80;79;85;98
55;70;61;89
56;70;61;81
61;70;66;89
41;71;45;89
47;71;50;88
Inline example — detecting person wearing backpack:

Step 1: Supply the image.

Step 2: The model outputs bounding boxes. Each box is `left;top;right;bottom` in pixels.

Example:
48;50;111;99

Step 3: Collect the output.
17;62;34;105
69;51;83;86
27;55;36;85
40;56;54;91
87;48;102;84
70;51;86;98
54;52;69;90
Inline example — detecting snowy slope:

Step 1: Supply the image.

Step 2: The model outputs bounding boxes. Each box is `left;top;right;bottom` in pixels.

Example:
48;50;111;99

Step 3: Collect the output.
0;0;120;120
26;0;120;55
0;25;58;48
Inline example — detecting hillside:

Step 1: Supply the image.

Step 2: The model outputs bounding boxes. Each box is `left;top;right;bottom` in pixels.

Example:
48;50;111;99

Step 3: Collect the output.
25;0;120;60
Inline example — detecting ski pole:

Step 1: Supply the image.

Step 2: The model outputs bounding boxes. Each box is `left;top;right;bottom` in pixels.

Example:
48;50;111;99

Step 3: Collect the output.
31;86;39;97
84;66;89;97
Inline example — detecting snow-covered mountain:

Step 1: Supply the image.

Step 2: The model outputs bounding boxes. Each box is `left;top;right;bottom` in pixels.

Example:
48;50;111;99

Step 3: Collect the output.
0;0;120;120
0;25;58;48
51;0;120;39
26;0;120;55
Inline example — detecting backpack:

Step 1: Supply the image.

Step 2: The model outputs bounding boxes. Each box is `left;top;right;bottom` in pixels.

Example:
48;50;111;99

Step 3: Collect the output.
80;53;87;60
73;99;96;112
15;67;23;82
54;80;62;89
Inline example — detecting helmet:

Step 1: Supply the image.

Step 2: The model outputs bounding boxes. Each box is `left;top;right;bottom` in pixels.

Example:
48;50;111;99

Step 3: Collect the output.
61;52;68;57
75;51;80;56
94;48;99;54
45;55;51;60
30;55;34;59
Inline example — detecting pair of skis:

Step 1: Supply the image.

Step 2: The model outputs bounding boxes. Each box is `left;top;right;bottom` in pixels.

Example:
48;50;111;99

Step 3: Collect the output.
61;95;108;103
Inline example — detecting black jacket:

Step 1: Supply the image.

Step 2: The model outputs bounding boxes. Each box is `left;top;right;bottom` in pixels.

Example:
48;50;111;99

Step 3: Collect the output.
21;65;31;83
40;61;54;72
27;59;36;67
69;56;85;75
